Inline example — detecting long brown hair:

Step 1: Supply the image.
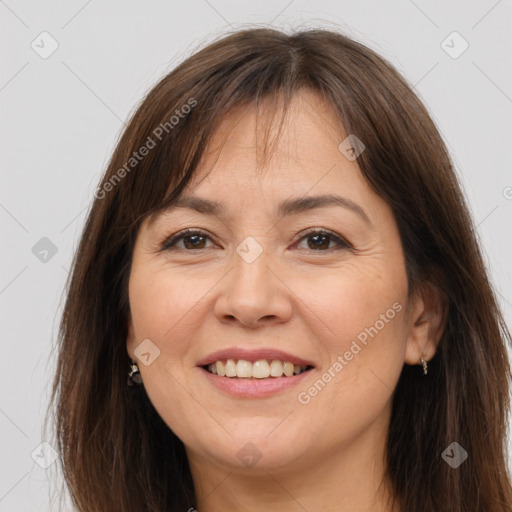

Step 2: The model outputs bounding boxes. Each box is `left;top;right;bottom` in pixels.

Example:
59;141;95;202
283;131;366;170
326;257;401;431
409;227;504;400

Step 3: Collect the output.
45;27;512;511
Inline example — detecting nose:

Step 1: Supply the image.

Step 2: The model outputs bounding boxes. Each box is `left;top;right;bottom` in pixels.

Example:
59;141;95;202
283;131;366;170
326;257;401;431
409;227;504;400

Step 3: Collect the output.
213;250;293;328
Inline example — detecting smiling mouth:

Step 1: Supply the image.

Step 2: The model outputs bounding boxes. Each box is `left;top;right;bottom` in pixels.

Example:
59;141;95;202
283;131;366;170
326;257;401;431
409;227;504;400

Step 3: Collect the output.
203;359;314;379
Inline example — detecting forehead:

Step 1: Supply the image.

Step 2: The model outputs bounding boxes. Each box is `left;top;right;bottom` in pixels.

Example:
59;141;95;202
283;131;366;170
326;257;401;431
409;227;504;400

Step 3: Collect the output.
145;89;385;229
201;89;347;166
184;90;356;188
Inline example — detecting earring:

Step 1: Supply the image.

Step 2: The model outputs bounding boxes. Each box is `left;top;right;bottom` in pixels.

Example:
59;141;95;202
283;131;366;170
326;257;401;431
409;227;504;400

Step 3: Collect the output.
127;360;142;386
420;355;428;376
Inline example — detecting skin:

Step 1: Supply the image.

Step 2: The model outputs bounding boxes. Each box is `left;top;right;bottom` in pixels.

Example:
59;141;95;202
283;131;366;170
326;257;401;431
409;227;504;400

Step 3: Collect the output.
126;90;446;512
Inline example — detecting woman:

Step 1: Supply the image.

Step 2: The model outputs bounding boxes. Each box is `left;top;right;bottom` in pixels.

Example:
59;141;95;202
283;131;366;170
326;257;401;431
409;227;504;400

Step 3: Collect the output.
45;27;512;511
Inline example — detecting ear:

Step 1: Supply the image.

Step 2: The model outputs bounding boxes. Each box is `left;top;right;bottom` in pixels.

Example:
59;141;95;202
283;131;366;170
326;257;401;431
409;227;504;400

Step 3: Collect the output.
404;280;448;366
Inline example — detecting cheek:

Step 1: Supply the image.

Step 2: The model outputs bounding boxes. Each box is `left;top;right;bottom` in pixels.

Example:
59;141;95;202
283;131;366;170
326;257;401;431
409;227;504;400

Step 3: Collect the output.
127;270;213;439
296;256;406;345
293;257;408;398
128;268;201;363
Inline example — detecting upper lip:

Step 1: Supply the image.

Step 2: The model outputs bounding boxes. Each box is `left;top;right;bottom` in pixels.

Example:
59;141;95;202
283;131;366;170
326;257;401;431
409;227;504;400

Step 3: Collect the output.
197;347;316;368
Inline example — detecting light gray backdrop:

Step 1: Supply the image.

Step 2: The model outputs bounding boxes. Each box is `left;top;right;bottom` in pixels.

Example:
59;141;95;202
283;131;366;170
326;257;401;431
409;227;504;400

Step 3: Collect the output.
1;1;511;510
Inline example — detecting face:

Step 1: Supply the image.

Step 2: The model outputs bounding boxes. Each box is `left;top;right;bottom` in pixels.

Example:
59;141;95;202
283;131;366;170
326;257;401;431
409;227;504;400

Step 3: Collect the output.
126;90;417;475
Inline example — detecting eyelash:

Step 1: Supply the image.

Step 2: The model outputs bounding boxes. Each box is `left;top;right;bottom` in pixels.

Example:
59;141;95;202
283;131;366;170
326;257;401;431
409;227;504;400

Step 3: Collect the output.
159;227;352;253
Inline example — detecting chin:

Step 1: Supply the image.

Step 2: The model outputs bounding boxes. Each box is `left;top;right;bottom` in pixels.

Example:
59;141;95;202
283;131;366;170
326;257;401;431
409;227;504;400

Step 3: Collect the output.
190;425;312;473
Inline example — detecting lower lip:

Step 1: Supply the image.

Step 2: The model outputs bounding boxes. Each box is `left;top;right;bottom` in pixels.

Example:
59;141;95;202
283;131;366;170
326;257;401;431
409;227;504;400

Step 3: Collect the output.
199;367;313;398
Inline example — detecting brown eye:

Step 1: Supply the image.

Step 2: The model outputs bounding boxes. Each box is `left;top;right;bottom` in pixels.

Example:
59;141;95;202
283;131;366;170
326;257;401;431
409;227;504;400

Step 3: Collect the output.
161;229;213;251
294;228;351;252
160;227;351;253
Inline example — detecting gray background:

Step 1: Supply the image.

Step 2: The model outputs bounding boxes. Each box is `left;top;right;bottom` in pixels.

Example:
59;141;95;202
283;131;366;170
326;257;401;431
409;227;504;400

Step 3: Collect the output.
1;1;511;510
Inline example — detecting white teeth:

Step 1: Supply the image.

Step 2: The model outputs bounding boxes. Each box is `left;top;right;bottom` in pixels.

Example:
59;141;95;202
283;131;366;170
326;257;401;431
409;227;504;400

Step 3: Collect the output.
236;359;253;378
206;359;309;378
224;359;237;377
215;361;225;377
269;360;284;377
283;362;294;377
252;360;270;378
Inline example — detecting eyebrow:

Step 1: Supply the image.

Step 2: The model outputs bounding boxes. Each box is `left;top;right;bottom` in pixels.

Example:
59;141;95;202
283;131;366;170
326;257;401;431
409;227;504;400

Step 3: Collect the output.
151;193;372;226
